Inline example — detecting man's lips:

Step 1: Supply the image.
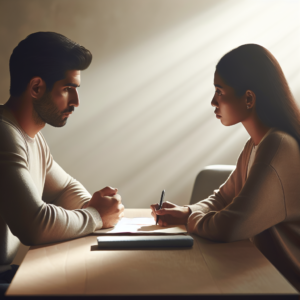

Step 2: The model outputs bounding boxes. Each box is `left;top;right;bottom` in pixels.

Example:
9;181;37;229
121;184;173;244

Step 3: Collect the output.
63;108;74;115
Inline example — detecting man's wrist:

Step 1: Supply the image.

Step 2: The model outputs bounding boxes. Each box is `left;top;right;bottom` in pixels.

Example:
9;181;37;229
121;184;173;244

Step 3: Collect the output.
85;206;103;230
82;201;89;209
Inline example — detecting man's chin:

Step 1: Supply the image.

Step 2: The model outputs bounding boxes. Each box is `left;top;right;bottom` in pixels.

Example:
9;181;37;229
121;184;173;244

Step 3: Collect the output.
48;118;68;128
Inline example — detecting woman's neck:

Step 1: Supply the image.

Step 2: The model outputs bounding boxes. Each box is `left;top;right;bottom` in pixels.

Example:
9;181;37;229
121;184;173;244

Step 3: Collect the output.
242;113;271;146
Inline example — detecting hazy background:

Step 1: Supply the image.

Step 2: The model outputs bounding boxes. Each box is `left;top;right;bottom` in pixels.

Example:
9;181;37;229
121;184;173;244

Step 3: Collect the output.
1;0;299;209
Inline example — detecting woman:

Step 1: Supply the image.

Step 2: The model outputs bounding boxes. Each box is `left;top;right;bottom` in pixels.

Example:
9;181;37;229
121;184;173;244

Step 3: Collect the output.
151;44;300;291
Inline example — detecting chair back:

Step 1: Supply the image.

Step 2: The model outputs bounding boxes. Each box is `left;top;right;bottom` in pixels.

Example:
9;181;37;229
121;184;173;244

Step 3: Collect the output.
189;165;235;205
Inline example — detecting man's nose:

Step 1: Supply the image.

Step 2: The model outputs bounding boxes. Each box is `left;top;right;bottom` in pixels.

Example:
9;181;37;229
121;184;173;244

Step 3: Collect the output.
70;89;80;107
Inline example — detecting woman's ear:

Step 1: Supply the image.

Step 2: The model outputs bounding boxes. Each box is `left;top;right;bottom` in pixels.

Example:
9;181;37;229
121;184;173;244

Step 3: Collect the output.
245;90;256;110
29;77;46;100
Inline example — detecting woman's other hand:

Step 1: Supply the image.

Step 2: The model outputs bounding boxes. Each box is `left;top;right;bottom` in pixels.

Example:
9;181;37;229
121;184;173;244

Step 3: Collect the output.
150;201;191;226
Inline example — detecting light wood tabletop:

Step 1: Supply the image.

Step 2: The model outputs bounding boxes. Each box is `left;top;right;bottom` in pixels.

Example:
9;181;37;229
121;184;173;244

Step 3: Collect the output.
6;209;299;296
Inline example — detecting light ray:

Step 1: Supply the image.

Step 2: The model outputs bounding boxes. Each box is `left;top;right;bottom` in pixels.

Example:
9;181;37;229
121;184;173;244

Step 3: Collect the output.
40;0;300;208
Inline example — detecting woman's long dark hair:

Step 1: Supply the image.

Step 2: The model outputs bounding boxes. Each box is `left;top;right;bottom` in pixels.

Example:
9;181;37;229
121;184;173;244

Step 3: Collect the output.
216;44;300;142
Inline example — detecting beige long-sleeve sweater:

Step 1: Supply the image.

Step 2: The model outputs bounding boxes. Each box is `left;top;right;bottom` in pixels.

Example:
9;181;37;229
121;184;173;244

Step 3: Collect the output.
0;105;102;272
187;129;300;291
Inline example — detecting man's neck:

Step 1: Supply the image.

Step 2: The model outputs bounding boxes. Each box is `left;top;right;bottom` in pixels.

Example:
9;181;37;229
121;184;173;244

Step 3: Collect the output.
4;96;45;138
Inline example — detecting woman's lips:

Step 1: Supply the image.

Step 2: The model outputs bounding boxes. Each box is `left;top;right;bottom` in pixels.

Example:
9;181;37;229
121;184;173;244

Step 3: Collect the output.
214;110;221;119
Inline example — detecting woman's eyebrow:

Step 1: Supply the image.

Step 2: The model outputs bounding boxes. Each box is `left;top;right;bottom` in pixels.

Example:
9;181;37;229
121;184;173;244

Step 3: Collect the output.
214;84;223;88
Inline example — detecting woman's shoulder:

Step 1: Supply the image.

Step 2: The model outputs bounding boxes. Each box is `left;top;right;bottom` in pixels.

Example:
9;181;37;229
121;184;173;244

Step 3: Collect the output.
257;129;300;165
263;129;298;149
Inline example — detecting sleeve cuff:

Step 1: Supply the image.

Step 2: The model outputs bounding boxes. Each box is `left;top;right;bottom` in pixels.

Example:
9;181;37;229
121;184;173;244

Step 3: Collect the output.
184;204;201;214
84;206;103;230
185;202;214;215
186;210;206;234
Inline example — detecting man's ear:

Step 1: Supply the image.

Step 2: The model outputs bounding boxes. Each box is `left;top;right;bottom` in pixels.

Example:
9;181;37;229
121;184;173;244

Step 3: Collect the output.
245;90;256;110
29;77;46;100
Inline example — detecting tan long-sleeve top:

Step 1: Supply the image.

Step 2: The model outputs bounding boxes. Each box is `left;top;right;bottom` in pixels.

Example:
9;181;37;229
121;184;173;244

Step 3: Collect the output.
0;105;102;272
187;129;300;291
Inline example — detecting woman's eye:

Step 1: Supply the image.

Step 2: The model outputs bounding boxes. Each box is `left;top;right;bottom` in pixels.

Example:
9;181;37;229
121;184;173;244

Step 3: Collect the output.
215;89;222;96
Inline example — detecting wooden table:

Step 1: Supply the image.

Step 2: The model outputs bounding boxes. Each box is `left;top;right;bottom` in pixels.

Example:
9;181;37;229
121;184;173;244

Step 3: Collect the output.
6;209;299;297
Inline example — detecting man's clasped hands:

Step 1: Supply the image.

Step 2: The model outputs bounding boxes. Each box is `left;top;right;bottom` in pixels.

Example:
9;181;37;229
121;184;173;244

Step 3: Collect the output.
87;186;191;229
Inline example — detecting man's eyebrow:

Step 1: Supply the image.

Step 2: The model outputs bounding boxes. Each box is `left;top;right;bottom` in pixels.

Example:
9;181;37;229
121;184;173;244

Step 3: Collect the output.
214;84;223;88
63;83;80;88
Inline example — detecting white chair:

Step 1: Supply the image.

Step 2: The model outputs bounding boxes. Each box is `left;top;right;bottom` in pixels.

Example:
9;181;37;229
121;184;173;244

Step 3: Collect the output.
190;165;235;205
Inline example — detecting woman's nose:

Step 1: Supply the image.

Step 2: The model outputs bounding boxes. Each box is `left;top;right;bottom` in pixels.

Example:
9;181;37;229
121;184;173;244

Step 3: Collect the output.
211;96;218;108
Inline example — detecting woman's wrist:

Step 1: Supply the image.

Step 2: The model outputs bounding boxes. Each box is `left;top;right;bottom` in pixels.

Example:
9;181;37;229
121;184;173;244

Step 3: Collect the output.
183;206;192;224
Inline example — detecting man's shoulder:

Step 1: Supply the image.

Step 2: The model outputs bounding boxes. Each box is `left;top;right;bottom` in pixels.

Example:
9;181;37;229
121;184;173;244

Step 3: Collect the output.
0;105;29;155
0;115;26;143
0;106;51;161
0;104;24;135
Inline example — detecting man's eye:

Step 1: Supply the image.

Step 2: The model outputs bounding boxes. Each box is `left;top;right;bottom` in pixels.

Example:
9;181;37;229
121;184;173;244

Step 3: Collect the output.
64;87;71;91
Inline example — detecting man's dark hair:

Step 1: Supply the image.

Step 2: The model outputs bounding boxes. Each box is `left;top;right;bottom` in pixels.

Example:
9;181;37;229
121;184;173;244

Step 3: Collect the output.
9;32;92;96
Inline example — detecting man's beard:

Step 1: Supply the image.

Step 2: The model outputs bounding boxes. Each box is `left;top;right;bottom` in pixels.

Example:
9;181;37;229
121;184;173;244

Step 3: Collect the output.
32;91;74;127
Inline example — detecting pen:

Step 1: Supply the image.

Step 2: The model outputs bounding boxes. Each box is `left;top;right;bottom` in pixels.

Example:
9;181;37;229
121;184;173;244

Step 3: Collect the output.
156;189;165;225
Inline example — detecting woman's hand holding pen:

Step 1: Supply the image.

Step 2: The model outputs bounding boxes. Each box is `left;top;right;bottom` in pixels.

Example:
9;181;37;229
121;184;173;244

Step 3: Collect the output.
150;201;191;227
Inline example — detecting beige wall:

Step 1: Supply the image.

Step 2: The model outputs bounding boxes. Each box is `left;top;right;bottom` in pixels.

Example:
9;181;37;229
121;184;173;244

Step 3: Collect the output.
1;0;299;212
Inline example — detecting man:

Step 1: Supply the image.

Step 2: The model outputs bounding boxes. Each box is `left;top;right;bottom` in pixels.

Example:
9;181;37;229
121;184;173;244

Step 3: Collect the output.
0;32;124;293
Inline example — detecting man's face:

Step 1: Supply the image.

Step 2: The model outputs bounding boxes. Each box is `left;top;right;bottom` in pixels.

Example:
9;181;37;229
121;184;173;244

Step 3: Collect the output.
33;70;81;127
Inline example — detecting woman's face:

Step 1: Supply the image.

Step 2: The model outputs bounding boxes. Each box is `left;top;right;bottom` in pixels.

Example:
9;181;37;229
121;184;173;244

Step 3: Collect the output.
212;71;249;126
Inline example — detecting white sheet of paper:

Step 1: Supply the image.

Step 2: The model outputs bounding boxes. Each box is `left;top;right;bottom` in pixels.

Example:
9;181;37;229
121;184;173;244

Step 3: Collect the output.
94;217;187;235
